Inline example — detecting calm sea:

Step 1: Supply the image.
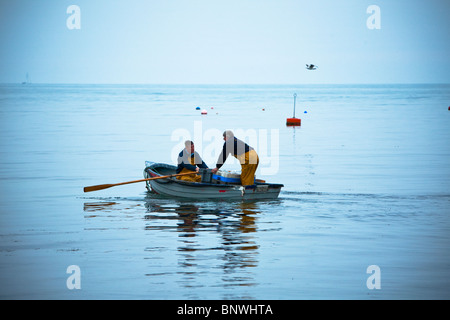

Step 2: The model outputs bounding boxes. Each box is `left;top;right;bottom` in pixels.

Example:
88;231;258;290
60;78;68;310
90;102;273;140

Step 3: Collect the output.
0;83;449;299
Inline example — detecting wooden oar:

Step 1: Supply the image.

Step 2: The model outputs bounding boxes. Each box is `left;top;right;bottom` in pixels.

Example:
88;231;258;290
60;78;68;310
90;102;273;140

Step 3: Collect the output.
84;172;196;193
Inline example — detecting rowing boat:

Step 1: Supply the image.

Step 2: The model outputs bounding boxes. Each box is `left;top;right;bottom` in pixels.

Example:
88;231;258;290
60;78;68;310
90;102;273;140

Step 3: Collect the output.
144;161;283;200
143;161;283;200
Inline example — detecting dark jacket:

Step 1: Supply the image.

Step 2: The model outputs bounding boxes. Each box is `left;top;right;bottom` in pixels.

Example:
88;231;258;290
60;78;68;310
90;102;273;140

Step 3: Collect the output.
176;149;208;173
216;137;253;169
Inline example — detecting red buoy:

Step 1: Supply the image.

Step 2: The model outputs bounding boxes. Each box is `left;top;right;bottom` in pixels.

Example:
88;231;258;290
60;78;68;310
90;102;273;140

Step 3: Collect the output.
448;106;450;110
286;93;301;126
286;117;301;126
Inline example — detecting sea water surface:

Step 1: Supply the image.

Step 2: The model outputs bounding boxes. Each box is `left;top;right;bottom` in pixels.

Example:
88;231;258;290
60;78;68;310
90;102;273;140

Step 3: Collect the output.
0;84;449;299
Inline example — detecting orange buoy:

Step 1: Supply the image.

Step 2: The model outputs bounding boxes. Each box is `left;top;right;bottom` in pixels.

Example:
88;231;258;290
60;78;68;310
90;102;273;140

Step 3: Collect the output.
286;93;301;126
286;117;301;126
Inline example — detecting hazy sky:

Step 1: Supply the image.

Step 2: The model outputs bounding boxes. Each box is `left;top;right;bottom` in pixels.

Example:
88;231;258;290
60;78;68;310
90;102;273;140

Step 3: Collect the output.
1;0;449;84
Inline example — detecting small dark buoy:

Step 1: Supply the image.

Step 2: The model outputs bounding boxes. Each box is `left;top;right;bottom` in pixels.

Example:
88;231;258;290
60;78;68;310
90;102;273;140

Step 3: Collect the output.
448;106;450;110
196;107;200;110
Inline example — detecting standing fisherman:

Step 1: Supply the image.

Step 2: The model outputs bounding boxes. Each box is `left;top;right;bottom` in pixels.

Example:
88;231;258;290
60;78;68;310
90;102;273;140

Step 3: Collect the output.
211;130;259;186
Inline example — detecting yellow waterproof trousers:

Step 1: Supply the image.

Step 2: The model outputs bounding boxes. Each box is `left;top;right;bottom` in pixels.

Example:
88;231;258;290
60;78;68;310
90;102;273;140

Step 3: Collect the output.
177;167;202;182
177;155;202;182
235;149;259;186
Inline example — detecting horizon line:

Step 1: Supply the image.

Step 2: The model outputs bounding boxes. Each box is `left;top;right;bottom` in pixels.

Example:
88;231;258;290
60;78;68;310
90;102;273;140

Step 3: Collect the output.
3;82;450;86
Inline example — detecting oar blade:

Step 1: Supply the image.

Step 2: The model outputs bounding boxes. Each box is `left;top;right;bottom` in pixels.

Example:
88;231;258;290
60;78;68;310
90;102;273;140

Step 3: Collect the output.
84;184;114;193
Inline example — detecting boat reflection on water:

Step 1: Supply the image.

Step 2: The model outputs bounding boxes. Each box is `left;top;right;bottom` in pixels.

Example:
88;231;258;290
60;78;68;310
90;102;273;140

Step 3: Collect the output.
144;200;261;290
83;197;271;296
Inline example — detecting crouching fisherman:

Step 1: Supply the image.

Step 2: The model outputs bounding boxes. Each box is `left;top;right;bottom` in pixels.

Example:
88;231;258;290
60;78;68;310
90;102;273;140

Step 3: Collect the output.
177;140;208;182
211;130;259;186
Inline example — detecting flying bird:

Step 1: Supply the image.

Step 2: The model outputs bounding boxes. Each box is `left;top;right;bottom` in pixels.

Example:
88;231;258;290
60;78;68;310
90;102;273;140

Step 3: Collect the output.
306;64;318;70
